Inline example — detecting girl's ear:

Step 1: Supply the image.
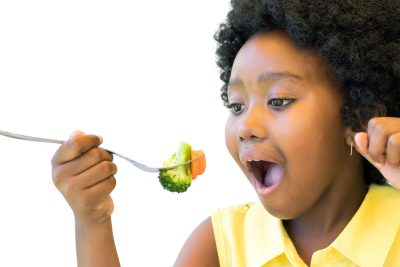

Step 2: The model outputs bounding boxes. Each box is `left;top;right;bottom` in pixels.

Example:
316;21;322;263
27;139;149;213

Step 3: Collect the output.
344;126;356;147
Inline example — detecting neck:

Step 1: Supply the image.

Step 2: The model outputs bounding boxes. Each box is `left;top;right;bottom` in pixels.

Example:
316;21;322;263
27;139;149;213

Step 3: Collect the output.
283;156;367;265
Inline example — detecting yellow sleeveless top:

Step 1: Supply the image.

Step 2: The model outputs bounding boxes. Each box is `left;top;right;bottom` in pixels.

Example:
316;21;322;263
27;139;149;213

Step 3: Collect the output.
211;184;400;267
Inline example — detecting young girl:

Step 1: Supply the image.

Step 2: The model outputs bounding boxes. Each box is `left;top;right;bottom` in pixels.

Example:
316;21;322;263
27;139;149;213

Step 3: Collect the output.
51;1;400;266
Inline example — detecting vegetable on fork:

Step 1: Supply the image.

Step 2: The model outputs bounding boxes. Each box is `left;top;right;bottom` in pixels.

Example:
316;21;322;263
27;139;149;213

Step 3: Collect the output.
158;142;206;193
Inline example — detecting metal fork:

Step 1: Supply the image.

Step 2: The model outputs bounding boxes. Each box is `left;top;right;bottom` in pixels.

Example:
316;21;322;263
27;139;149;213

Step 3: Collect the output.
0;129;199;172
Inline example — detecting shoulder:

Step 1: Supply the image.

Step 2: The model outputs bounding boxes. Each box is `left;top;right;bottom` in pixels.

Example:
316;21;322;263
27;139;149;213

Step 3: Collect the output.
211;202;282;267
367;184;400;221
211;202;257;220
173;216;219;267
369;184;400;203
211;202;270;228
173;203;262;267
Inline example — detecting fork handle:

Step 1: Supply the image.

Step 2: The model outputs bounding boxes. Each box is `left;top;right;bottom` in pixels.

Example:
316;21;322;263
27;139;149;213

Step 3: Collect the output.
0;129;160;172
0;130;64;144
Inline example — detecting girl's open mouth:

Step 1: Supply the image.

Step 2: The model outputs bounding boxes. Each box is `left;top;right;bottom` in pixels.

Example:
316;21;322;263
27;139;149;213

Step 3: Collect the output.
248;160;283;194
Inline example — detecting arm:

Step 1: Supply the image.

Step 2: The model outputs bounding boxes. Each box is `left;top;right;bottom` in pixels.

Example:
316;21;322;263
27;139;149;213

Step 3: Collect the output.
75;218;119;267
51;131;120;267
174;217;219;267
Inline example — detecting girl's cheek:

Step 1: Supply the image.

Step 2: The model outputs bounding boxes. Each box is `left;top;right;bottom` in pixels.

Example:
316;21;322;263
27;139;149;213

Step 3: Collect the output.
225;119;238;156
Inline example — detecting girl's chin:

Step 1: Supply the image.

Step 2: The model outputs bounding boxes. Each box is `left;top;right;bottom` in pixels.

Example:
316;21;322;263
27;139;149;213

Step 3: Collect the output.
258;199;297;220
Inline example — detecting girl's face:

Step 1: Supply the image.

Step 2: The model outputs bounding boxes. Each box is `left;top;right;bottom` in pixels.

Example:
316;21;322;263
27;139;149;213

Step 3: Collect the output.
225;31;352;219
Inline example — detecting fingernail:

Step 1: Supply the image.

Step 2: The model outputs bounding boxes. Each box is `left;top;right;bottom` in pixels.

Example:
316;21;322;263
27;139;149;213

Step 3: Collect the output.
374;162;384;169
69;130;85;139
98;136;103;144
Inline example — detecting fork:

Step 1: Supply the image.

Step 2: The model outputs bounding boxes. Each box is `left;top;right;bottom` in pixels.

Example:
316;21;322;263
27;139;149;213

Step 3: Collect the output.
0;129;199;172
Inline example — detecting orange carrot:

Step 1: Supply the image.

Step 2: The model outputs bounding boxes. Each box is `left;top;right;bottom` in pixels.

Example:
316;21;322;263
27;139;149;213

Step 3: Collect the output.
190;150;206;179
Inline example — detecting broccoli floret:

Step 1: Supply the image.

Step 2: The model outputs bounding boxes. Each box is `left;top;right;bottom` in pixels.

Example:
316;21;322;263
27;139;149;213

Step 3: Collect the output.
158;142;192;193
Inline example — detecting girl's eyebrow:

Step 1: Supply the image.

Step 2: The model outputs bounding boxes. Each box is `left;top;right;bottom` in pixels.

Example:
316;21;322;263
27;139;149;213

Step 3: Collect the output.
257;71;303;83
228;71;303;88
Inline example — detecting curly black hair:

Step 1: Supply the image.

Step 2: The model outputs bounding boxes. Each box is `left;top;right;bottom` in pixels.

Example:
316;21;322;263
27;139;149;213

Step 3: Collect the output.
214;0;400;185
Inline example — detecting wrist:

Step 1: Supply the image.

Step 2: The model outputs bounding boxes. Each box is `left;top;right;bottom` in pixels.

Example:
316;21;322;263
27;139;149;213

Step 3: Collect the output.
75;217;120;267
75;216;113;233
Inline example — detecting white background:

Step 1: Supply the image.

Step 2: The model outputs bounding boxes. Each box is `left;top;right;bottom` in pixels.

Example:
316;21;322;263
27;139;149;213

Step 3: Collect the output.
0;1;257;266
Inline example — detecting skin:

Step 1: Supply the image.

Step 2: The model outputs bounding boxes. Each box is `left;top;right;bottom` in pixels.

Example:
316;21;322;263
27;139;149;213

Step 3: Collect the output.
356;118;400;189
52;131;120;267
51;30;400;266
224;30;368;264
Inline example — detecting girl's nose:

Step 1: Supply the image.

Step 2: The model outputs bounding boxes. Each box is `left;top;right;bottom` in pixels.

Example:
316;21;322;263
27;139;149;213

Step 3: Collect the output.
237;105;269;143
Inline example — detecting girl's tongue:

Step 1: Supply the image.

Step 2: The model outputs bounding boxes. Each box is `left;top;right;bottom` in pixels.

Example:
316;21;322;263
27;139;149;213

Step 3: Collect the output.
250;161;283;188
264;163;283;187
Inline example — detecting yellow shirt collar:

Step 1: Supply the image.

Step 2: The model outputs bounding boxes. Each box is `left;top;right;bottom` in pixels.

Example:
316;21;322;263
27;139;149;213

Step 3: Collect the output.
331;184;400;266
244;203;286;266
245;184;400;266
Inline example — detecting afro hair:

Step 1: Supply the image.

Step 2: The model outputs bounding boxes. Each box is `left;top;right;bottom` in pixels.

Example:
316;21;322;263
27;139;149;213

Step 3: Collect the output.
215;0;400;184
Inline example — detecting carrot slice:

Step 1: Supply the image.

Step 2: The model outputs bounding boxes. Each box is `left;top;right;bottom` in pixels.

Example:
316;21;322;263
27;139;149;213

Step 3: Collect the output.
190;150;206;179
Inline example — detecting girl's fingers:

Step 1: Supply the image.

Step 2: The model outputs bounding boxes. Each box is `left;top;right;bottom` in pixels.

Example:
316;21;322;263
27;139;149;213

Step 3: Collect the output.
84;176;117;204
354;132;368;156
70;130;85;138
51;131;103;165
354;132;383;168
366;118;392;164
56;147;113;177
53;154;117;195
354;117;400;171
363;118;400;164
386;132;400;166
73;160;118;189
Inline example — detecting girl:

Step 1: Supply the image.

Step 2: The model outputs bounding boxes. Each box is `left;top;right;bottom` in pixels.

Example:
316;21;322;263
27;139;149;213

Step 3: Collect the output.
52;1;400;266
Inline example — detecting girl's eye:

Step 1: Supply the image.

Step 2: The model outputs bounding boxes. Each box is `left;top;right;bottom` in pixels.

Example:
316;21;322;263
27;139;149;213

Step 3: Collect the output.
268;98;294;109
227;103;245;114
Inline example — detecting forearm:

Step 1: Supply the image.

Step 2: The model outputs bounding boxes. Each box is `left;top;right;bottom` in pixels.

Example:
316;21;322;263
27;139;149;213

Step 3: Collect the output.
75;218;120;267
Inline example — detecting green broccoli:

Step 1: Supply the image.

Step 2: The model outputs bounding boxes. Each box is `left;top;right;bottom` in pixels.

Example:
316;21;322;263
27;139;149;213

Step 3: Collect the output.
158;142;193;193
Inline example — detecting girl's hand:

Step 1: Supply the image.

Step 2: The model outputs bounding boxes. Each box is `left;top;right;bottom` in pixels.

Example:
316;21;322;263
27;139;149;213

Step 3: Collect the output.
354;117;400;189
51;131;118;226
